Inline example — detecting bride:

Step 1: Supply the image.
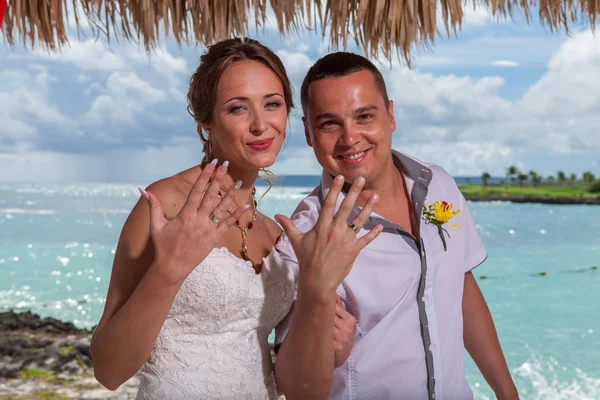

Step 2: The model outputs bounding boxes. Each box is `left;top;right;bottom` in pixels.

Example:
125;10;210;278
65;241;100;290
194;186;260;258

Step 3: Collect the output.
89;37;360;399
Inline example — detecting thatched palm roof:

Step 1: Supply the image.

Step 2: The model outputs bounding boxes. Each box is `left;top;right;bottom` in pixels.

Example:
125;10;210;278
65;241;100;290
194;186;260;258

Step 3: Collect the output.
1;0;598;63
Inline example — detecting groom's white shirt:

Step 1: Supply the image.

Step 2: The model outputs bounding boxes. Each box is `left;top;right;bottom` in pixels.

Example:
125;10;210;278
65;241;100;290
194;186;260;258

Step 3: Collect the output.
275;150;487;400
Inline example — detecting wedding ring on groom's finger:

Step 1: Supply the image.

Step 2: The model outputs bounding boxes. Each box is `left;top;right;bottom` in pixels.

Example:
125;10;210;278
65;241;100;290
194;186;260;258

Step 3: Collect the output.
347;221;361;234
209;214;221;224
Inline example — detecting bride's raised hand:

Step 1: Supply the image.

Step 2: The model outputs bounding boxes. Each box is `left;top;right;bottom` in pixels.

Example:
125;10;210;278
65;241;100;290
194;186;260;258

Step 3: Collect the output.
140;159;250;284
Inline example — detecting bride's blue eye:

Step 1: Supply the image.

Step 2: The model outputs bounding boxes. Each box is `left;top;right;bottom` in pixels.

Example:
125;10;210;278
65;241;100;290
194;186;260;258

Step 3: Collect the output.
266;101;282;109
229;105;245;113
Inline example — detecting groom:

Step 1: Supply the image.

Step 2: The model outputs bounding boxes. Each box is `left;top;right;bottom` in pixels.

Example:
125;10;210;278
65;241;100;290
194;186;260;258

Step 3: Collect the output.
274;52;518;400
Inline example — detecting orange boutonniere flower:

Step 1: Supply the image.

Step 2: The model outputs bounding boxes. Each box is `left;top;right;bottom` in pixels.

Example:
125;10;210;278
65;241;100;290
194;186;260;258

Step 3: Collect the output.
423;201;461;251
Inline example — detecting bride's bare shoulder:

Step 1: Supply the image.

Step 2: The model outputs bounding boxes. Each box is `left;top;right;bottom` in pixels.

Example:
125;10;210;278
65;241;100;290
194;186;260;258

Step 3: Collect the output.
259;214;283;246
145;166;201;220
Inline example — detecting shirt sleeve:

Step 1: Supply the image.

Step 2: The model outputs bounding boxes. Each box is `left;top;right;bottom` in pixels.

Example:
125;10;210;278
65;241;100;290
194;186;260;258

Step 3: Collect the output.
458;192;488;273
274;232;299;349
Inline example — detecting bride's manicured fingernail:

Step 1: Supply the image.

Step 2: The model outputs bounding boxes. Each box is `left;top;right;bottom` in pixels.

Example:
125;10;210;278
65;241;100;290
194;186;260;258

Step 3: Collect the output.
207;159;218;172
219;161;229;174
370;193;379;203
233;180;242;191
355;176;365;186
138;187;149;200
335;175;344;183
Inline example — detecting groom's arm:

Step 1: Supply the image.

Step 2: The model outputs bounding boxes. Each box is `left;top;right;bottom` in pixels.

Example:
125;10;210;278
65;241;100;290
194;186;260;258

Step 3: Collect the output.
273;232;337;400
463;272;519;400
275;283;337;400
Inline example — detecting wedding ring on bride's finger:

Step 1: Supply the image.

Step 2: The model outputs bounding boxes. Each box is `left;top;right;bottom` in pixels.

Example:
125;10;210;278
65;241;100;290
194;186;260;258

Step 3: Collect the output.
347;221;361;234
209;214;221;224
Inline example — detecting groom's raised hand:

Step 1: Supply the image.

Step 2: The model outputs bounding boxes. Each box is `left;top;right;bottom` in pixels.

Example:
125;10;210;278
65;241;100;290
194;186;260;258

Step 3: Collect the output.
274;176;380;399
275;175;383;295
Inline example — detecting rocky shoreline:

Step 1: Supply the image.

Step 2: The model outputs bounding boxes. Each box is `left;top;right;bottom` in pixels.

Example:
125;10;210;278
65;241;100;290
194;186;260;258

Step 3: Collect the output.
0;311;282;399
0;311;138;399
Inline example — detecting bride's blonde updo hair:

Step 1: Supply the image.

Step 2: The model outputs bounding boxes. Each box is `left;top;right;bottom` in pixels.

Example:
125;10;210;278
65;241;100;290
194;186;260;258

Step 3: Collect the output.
186;37;294;169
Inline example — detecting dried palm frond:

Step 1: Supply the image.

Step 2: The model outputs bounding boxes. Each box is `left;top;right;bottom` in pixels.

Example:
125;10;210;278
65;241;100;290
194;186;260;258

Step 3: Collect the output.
1;0;598;64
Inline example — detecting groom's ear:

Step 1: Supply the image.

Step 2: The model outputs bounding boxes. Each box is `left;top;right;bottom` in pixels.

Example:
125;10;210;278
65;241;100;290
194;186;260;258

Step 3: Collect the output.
302;116;313;148
387;100;396;132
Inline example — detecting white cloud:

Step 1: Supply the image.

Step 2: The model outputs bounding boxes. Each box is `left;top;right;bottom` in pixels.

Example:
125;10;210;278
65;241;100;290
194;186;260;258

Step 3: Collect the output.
85;72;169;124
83;82;102;96
462;4;495;27
381;29;600;174
518;30;600;151
31;39;188;102
297;42;310;52
489;60;520;67
319;40;331;55
1;37;192;155
276;49;314;81
387;68;510;125
431;1;501;38
396;142;515;177
547;30;600;69
35;39;127;71
413;35;565;69
126;46;188;75
276;49;315;107
0;67;73;152
125;46;189;101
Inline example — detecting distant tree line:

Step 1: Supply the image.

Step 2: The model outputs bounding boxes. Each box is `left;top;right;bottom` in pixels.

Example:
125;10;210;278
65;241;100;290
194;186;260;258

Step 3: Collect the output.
479;167;600;193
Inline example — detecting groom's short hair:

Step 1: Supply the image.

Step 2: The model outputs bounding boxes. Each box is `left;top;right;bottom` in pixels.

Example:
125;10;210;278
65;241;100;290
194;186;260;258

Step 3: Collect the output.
300;52;390;116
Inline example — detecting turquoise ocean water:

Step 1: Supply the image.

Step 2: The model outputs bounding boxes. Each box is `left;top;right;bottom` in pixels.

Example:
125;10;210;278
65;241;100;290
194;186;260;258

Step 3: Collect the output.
1;181;598;399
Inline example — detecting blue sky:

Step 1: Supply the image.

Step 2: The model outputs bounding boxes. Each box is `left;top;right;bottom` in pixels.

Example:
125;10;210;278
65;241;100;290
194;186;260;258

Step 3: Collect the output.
1;5;599;183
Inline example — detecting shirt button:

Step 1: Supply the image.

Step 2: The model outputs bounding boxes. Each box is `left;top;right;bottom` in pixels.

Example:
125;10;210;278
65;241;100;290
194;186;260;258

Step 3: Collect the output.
429;344;434;353
421;250;425;257
432;393;436;399
422;296;427;303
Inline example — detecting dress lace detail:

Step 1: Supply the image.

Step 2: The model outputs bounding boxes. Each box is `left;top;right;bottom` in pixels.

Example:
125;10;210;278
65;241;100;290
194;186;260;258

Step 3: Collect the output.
136;247;295;400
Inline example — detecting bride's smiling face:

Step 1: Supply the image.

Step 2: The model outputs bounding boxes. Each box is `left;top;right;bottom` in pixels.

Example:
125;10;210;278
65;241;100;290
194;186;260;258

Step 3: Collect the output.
205;60;288;170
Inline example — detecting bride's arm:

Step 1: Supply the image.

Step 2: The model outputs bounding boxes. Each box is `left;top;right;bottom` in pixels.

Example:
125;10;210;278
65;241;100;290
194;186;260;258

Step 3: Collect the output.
90;181;184;390
92;162;245;391
91;162;245;391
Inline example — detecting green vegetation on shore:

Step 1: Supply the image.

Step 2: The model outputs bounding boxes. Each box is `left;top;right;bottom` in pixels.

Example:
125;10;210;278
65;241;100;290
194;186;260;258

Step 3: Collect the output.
460;166;600;204
2;390;70;400
16;368;53;381
11;368;77;387
460;184;599;198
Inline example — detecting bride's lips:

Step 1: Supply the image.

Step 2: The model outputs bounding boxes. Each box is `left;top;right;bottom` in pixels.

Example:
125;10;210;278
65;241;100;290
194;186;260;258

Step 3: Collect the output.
247;138;274;151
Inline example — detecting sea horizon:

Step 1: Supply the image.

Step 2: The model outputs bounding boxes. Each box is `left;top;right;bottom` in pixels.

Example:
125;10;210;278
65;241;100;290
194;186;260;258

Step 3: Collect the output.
0;175;508;186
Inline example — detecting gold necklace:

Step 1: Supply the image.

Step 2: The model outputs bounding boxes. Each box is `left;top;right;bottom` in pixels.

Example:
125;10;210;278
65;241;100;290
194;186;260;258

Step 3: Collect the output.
218;186;257;262
234;187;257;261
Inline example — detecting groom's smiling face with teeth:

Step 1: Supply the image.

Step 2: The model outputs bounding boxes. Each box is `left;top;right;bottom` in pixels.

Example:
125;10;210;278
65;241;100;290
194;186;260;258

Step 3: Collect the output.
302;69;396;186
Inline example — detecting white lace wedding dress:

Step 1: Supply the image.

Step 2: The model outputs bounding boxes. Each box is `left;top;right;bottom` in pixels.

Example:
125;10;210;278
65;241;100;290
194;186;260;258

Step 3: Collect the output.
136;247;295;400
